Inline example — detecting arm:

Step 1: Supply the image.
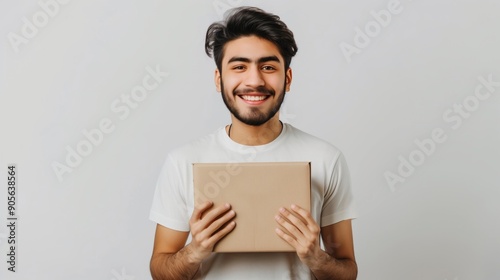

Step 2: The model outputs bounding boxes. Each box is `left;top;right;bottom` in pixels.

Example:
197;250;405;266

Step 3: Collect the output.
150;225;195;280
150;201;236;280
275;205;357;280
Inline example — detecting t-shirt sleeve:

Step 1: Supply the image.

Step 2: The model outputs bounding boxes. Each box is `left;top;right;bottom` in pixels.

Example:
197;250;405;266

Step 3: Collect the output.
321;152;357;226
149;154;190;232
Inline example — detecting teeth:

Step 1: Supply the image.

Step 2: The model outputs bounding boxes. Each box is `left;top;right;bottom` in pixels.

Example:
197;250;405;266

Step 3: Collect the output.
241;95;267;101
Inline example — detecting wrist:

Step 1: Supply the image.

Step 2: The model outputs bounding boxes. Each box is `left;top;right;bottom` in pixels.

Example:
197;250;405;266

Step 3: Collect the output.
184;243;203;265
303;249;332;270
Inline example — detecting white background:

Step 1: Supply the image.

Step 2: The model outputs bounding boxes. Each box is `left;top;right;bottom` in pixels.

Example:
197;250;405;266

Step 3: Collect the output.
1;0;499;279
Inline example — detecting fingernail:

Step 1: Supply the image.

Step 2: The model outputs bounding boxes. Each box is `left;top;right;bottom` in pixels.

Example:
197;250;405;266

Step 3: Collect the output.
291;204;297;209
279;207;285;213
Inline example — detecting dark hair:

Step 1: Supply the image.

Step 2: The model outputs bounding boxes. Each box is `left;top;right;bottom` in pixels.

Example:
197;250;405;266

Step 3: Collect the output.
205;6;298;72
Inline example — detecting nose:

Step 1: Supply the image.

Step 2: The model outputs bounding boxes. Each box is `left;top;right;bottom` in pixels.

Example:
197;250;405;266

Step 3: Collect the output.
244;65;265;88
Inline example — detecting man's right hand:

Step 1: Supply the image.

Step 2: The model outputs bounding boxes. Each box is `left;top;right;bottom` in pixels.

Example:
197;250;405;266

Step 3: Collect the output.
187;201;236;263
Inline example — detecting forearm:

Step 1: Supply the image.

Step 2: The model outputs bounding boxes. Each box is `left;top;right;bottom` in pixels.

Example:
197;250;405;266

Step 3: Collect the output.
308;250;357;280
150;245;201;280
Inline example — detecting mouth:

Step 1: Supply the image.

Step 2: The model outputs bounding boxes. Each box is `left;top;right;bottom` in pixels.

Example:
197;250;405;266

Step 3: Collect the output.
238;94;270;105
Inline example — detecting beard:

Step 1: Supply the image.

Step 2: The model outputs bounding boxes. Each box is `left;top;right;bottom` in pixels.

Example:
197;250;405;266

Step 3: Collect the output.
220;80;286;126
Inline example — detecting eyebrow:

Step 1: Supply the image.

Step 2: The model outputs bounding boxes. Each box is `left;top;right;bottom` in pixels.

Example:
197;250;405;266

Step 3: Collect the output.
227;55;281;64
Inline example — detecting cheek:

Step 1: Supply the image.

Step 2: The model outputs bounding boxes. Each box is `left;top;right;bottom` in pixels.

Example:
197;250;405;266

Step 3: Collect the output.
221;75;240;91
267;77;286;91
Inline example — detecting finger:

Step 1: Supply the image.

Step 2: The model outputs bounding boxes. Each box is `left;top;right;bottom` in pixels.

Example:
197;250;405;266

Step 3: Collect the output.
290;204;317;231
275;212;304;240
191;201;213;222
206;209;236;235
288;205;321;249
191;203;233;239
289;204;312;221
190;209;235;248
191;202;229;230
207;220;237;244
277;207;308;235
275;227;299;248
201;203;232;224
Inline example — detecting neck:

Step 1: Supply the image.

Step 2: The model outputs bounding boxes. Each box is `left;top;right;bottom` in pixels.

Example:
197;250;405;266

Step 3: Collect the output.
227;115;283;146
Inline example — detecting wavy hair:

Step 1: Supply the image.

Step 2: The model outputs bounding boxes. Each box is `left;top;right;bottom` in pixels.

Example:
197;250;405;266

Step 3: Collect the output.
205;6;298;71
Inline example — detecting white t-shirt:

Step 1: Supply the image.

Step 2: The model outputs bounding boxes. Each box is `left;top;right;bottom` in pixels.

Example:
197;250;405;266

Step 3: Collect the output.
150;123;356;279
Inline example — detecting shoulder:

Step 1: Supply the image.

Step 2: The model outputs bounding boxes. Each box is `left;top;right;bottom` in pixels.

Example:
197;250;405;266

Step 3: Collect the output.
284;124;344;159
166;127;224;162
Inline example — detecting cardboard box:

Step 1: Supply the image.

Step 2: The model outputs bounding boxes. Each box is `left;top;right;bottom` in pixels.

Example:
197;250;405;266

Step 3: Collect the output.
193;162;311;252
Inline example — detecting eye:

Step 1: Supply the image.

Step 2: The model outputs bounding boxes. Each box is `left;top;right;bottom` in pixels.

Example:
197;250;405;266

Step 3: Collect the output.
232;65;246;71
261;65;276;71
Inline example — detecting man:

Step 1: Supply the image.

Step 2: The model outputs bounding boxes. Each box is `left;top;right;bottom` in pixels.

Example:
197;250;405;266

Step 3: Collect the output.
149;6;357;279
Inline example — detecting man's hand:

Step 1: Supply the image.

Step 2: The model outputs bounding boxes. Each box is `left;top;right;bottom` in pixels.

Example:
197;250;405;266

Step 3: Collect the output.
188;201;236;263
275;204;358;279
274;204;322;264
149;203;236;280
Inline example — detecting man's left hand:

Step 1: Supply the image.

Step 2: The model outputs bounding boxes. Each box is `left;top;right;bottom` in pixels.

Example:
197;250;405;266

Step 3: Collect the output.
274;204;322;264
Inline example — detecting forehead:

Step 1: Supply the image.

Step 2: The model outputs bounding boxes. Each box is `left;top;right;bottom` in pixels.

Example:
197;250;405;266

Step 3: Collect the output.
222;35;283;64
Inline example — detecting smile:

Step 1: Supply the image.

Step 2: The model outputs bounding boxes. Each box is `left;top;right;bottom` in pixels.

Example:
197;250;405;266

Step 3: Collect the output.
240;95;269;101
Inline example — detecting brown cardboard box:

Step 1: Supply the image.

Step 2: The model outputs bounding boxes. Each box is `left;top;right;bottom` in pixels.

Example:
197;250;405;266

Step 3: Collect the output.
193;162;311;252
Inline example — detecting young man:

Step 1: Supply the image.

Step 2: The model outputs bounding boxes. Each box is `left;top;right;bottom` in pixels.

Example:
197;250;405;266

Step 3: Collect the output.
149;7;357;280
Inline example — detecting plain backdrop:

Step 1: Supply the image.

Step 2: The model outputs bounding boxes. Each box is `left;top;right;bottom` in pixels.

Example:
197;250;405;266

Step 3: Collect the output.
1;0;499;279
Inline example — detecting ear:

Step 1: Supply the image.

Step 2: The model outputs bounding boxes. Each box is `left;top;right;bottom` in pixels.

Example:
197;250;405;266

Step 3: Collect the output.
285;67;293;92
214;68;221;92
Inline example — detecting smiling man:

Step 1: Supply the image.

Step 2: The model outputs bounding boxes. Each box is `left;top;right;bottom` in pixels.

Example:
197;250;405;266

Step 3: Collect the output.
149;6;357;280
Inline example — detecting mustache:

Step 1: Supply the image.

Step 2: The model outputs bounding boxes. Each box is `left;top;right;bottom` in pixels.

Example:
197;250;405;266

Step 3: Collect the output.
234;86;275;96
